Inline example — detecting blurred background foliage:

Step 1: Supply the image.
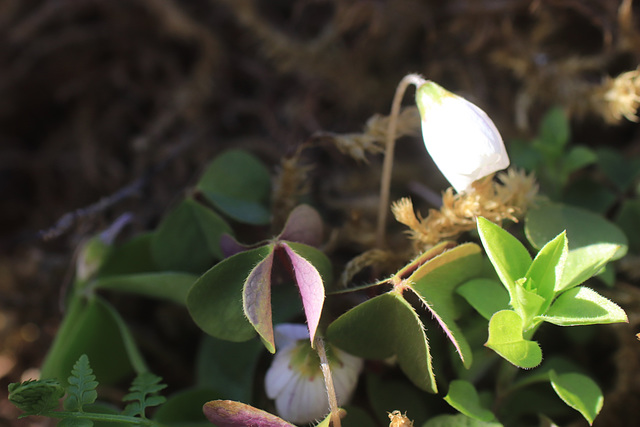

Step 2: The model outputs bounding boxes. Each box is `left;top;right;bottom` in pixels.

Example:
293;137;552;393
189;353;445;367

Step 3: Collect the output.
2;0;640;425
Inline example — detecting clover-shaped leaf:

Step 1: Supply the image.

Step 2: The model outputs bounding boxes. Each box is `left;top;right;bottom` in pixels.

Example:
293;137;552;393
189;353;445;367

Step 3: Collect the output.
327;292;437;392
444;380;495;422
549;370;603;425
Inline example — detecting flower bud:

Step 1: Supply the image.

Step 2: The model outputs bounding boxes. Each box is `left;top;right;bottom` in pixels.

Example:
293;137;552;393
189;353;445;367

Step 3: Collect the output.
415;81;510;193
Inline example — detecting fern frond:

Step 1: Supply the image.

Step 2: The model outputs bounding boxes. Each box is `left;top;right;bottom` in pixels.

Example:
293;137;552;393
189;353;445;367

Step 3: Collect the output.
122;372;167;419
8;379;65;415
63;354;98;412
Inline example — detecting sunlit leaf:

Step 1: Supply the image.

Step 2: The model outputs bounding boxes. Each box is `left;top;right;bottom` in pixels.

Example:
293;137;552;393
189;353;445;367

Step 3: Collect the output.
525;231;567;302
457;279;509;320
477;217;531;300
525;202;627;292
537;286;628;326
485;310;542;369
549;371;603;425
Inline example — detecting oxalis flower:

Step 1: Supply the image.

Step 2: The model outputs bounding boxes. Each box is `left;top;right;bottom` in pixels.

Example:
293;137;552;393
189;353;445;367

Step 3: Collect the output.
264;324;363;424
415;81;510;193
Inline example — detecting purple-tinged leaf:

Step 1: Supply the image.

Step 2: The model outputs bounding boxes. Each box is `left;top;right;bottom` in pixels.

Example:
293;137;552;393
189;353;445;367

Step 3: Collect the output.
278;205;324;248
281;242;325;346
243;249;276;353
203;400;296;427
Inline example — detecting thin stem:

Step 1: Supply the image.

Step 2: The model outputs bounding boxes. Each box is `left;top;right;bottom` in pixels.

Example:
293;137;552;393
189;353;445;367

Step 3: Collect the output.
375;73;428;248
39;411;158;426
316;337;341;427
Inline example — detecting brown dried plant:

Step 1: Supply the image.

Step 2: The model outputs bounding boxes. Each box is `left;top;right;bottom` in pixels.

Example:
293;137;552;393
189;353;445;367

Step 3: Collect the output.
324;106;420;163
392;169;538;252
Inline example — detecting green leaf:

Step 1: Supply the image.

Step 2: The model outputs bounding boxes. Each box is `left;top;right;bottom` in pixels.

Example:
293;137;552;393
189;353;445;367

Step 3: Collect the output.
97;233;157;276
92;272;198;305
196;336;263;403
153;388;220;426
561;146;597;178
525;202;627;291
596;147;640;191
8;379;65;415
424;413;503;427
537;286;628;326
187;246;272;342
512;278;546;326
327;293;437;392
151;199;232;273
444;380;495;422
549;371;603;425
196;150;271;225
64;355;98;412
122;372;167;418
40;296;135;386
525;231;567;302
341;405;377;427
485;310;542;369
457;279;510;320
409;243;483;368
477;217;532;300
615;199;640;253
366;374;430;427
243;248;276;352
538;106;569;152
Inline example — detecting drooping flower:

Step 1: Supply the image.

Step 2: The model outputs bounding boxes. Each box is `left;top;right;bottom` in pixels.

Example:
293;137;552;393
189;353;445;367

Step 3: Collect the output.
264;324;363;424
415;81;510;193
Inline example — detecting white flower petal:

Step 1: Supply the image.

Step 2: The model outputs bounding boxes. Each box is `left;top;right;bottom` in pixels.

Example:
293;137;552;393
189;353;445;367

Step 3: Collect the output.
264;346;298;398
274;323;310;349
416;81;510;193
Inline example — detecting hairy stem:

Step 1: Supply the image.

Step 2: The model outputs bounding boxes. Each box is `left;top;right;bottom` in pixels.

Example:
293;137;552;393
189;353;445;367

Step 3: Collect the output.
316;337;341;427
376;73;428;248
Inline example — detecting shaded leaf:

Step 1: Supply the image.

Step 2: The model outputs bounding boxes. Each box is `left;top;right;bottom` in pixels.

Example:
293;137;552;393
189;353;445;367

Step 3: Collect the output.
40;296;135;386
444;380;495;422
196;336;264;403
327;293;437;392
243;249;276;352
457;279;510;320
196;150;271;225
549;371;603;425
151;199;232;273
122;372;167;418
64;355;98;412
92;272;198;305
203;400;295;427
153;388;220;426
278;204;324;248
8;379;65;415
366;374;430;427
424;413;503;427
537;286;628;326
281;242;325;345
188;246;272;342
485;310;542;369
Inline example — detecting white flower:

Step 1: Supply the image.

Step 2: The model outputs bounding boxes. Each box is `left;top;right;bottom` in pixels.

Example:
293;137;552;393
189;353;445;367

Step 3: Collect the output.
264;324;363;424
415;81;510;193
